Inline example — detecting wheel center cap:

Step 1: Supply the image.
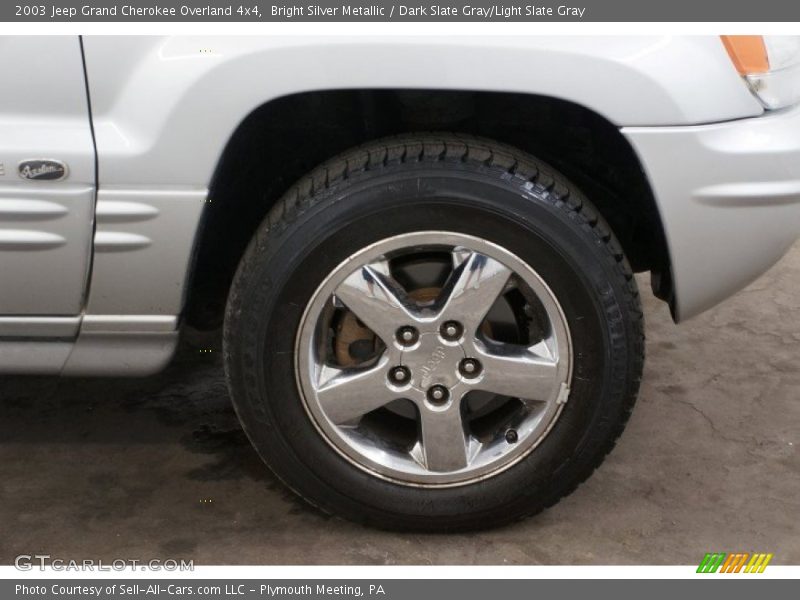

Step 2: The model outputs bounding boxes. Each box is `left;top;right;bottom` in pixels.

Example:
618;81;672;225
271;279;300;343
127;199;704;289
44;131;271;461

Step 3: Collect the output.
401;332;466;392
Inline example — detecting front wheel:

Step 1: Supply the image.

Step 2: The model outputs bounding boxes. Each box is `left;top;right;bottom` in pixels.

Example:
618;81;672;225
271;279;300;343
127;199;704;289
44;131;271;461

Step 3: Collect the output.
224;134;644;531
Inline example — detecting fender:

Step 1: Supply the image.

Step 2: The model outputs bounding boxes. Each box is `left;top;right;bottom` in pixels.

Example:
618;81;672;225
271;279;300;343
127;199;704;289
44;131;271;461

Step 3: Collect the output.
83;35;761;188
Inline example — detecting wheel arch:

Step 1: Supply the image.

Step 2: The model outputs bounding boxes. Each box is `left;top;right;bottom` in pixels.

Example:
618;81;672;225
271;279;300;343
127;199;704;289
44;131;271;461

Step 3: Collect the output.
185;88;672;328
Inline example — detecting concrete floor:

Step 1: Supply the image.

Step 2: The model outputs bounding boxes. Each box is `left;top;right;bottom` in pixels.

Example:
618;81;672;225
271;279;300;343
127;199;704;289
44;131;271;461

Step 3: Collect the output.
1;244;798;566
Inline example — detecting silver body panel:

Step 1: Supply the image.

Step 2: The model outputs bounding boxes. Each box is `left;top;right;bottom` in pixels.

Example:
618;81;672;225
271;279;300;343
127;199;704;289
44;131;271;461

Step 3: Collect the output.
0;37;95;315
625;105;800;320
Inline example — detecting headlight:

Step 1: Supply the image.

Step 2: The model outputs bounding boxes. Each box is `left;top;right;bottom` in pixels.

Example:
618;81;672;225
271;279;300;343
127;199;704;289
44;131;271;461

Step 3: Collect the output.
721;35;800;110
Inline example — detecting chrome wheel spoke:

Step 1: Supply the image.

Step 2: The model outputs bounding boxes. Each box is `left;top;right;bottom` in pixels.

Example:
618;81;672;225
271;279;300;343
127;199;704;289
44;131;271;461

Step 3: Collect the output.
473;347;560;403
315;362;397;425
418;406;470;472
436;251;511;332
333;262;418;344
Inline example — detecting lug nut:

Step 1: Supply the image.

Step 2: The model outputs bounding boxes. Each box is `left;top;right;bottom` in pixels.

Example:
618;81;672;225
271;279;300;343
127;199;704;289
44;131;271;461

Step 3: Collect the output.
440;320;463;341
505;429;519;444
396;326;419;347
388;366;411;385
459;358;482;378
427;385;450;405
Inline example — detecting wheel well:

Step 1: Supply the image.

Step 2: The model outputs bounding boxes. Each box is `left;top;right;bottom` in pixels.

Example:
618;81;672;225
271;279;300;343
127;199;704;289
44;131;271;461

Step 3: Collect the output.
185;89;670;329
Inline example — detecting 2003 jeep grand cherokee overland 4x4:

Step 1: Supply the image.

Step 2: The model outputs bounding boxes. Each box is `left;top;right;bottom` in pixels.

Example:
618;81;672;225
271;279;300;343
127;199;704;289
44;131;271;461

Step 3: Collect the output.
1;35;799;530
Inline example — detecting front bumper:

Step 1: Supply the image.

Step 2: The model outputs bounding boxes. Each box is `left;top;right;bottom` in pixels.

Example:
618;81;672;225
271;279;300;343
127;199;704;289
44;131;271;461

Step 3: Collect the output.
624;106;800;321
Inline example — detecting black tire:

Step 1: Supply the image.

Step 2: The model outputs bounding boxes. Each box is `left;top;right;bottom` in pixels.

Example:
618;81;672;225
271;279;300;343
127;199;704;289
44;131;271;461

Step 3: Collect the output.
224;133;644;531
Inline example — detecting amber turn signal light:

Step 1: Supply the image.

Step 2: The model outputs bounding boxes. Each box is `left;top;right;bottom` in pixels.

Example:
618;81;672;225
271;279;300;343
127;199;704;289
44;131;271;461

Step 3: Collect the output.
721;35;770;75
